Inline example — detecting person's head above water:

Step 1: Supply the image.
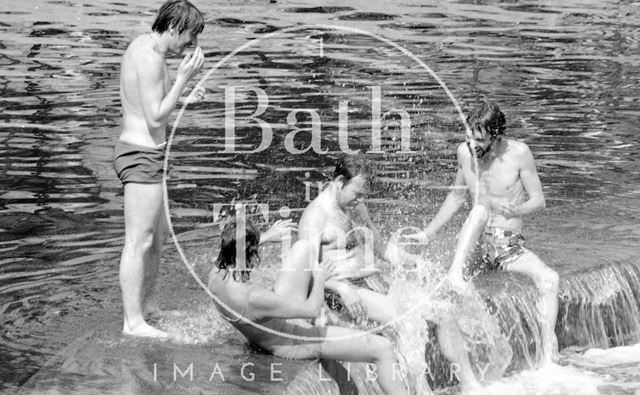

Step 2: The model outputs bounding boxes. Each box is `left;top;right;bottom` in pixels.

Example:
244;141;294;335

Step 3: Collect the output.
332;153;376;211
152;0;204;55
465;98;506;158
215;216;261;282
153;0;205;35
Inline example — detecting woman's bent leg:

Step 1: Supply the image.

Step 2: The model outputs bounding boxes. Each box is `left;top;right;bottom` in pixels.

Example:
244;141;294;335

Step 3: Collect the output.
273;239;314;301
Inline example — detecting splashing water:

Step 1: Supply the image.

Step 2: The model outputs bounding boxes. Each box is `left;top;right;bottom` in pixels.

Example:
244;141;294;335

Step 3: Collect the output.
477;363;603;395
157;304;235;345
160;238;640;394
385;253;512;393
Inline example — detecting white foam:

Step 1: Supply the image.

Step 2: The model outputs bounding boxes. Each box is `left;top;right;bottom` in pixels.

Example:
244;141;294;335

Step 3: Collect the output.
567;343;640;367
475;362;603;395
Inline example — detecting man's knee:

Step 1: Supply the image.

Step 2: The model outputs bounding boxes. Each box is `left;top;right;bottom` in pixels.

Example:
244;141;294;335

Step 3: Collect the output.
528;262;559;294
469;205;489;224
539;268;559;294
435;314;458;333
125;231;155;254
371;335;395;361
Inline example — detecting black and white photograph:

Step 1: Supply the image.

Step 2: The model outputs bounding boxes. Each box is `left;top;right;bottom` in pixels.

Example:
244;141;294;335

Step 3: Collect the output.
1;0;639;393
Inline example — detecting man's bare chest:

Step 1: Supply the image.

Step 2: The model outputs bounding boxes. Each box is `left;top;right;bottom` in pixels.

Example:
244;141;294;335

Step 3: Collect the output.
464;160;520;194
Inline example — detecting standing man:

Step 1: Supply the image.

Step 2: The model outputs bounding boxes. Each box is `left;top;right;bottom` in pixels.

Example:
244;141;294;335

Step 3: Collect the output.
114;0;205;338
408;99;560;362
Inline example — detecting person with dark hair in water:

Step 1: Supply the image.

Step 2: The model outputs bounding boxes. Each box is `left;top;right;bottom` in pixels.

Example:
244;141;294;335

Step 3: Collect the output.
114;0;205;338
408;99;560;362
207;218;409;395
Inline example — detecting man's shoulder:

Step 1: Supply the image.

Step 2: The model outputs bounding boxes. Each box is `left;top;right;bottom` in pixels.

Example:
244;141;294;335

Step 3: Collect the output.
123;35;162;67
505;139;533;158
455;142;473;165
299;202;326;226
505;138;530;150
503;139;537;170
455;141;469;158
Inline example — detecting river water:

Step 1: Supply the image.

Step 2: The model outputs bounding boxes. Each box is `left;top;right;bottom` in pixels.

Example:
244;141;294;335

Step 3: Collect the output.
1;0;640;393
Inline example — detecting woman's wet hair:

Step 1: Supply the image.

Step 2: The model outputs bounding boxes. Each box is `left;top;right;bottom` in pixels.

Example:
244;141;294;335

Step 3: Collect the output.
333;153;376;186
215;217;260;282
466;99;506;137
152;0;205;35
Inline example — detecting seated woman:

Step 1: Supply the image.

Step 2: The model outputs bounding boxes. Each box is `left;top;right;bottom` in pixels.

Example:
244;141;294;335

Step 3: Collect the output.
208;218;408;395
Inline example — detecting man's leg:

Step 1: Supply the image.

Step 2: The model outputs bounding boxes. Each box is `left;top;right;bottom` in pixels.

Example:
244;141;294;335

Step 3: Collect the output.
448;205;488;286
355;288;480;391
353;287;396;323
505;251;559;362
143;206;170;319
120;182;167;338
433;205;486;390
434;314;481;392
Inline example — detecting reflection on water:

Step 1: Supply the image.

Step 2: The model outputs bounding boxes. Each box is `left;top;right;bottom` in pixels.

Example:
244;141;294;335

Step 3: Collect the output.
1;0;640;393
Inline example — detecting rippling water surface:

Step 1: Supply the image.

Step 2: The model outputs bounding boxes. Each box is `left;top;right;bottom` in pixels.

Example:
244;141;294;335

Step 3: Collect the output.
1;0;640;393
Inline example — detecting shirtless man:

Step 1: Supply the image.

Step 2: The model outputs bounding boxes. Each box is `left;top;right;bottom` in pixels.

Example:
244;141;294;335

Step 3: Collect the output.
407;99;560;362
297;154;481;391
298;154;412;320
114;0;205;337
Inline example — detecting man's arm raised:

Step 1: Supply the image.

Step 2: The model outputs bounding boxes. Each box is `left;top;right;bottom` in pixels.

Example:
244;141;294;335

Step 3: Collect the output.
259;219;296;245
137;47;204;130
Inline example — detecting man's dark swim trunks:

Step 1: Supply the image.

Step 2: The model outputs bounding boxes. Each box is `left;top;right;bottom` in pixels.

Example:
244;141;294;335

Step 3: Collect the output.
480;228;527;270
113;140;166;184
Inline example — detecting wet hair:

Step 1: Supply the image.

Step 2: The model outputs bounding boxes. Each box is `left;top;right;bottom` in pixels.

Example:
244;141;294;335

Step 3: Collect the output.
466;99;506;137
333;153;376;186
215;217;260;282
152;0;205;36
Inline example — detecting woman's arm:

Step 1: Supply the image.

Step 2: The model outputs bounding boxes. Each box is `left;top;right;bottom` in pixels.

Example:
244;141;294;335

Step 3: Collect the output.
247;258;332;321
259;219;296;244
247;240;334;318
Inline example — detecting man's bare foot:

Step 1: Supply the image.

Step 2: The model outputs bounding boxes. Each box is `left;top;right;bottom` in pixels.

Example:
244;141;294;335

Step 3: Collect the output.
123;321;168;339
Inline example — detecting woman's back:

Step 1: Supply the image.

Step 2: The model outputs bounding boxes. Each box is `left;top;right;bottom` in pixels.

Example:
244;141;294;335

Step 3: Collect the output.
208;268;325;359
